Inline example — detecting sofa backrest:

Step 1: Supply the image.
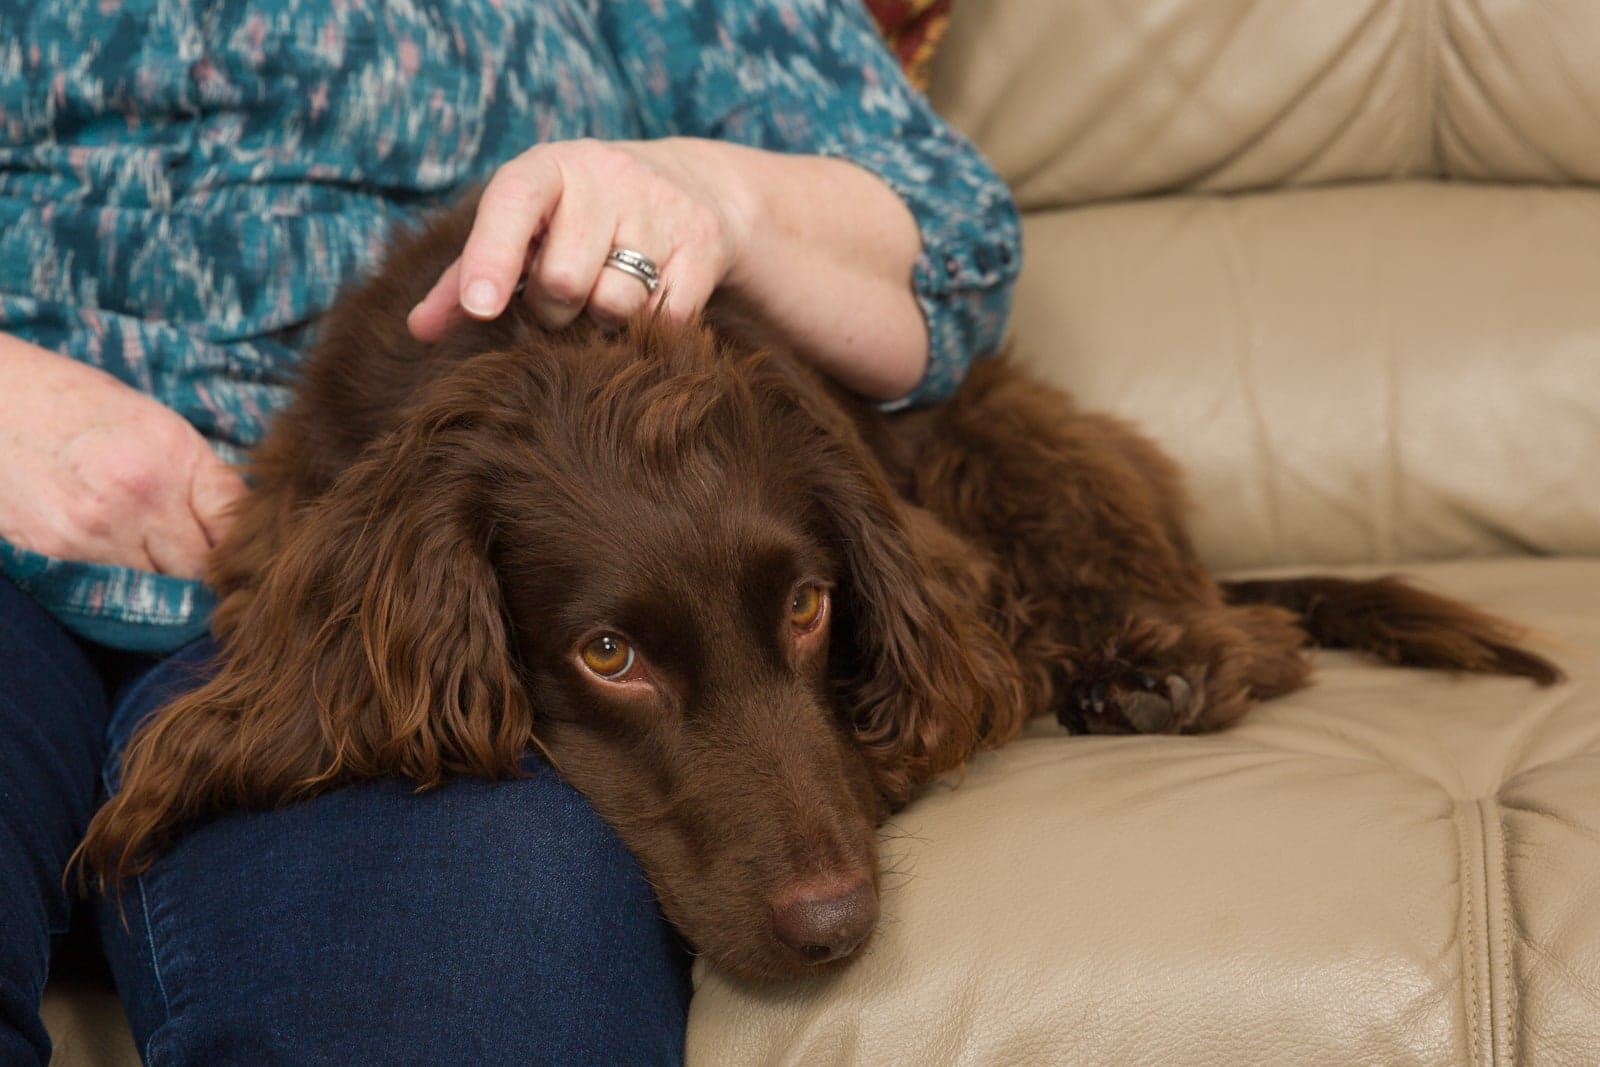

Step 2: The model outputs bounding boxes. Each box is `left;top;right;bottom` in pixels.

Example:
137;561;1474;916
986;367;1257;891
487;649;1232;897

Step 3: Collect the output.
925;1;1600;571
928;1;1600;209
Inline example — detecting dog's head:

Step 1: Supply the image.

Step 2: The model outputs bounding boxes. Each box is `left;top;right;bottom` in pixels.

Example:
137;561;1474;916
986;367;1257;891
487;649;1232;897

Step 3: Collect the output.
85;318;1020;978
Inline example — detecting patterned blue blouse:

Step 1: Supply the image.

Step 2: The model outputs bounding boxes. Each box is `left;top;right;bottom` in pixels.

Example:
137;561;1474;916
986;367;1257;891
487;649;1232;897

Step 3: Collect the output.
0;0;1021;653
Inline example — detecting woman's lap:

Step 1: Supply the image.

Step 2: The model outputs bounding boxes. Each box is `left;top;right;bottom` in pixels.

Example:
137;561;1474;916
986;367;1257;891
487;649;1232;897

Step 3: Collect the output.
97;638;692;1066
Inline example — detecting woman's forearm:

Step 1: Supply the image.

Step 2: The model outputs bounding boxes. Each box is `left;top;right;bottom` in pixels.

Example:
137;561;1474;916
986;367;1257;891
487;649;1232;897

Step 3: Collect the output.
699;139;930;401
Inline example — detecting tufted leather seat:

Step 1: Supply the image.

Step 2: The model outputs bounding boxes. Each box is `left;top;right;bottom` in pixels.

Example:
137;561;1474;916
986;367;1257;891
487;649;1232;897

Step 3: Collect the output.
690;560;1599;1064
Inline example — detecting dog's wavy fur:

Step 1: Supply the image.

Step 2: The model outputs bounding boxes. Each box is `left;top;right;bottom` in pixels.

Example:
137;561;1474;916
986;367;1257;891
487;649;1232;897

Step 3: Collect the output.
76;201;1561;978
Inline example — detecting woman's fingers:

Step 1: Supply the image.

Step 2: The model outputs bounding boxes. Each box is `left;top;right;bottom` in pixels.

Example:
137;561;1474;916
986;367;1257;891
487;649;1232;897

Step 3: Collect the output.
142;511;213;579
141;456;249;579
408;139;737;340
456;152;563;321
110;426;244;579
190;459;249;549
407;259;465;342
525;178;615;329
586;237;668;327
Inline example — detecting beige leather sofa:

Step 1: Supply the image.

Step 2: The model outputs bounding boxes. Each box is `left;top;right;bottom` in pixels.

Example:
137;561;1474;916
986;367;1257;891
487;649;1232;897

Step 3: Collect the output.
44;2;1600;1064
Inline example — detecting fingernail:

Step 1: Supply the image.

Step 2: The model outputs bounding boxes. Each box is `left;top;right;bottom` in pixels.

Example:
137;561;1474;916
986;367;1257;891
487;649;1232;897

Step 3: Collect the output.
462;279;499;317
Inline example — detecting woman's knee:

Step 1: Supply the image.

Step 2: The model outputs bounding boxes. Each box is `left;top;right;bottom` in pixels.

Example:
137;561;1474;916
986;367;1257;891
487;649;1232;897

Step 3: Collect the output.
97;765;690;1065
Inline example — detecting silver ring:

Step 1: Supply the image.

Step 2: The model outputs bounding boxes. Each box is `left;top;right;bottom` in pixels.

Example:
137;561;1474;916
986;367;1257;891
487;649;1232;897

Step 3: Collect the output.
603;247;661;294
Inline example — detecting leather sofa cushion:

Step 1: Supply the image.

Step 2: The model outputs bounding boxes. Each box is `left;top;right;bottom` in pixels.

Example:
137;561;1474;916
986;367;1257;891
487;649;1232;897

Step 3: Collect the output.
687;557;1600;1066
1006;181;1600;572
928;0;1600;209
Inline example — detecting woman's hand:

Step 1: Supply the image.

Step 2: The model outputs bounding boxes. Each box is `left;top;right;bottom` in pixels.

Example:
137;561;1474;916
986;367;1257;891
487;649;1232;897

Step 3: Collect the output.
407;138;746;340
408;137;929;402
0;335;247;577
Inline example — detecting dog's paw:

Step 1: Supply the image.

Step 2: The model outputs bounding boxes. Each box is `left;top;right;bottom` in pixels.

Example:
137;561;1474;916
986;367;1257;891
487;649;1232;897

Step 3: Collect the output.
1057;611;1226;735
1061;667;1199;735
1056;671;1196;739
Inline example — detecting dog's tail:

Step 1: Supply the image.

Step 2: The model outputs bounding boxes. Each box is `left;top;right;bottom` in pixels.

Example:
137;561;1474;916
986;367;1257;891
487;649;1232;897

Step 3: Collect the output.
1221;575;1563;685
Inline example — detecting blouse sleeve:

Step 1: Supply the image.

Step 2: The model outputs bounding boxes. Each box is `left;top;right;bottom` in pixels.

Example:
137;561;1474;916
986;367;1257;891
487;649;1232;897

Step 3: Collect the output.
597;0;1021;408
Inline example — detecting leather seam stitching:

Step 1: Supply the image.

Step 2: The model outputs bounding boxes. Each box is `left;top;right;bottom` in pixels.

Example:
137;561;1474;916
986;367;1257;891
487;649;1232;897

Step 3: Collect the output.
1488;799;1519;1066
1458;802;1485;1067
1477;799;1501;1067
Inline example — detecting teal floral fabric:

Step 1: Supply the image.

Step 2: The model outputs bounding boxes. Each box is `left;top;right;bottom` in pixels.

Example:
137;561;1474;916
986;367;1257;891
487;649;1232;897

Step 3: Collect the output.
0;0;1021;652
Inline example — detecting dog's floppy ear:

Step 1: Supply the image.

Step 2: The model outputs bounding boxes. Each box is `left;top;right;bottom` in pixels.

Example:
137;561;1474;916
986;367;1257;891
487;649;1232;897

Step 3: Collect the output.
804;413;1026;809
78;361;535;887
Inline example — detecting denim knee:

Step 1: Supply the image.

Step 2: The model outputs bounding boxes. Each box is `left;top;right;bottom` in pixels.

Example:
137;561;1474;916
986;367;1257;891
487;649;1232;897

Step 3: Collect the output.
96;646;690;1065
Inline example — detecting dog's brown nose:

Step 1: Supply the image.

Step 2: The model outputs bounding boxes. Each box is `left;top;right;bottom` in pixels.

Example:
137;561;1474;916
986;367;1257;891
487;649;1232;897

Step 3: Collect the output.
770;878;879;964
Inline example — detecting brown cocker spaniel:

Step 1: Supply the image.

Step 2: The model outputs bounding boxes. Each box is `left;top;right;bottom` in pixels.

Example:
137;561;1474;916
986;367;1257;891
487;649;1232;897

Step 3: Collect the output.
78;201;1561;980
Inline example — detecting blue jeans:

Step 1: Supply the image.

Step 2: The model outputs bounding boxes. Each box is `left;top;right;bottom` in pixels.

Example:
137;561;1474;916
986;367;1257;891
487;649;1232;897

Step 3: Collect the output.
0;577;691;1065
0;576;115;1066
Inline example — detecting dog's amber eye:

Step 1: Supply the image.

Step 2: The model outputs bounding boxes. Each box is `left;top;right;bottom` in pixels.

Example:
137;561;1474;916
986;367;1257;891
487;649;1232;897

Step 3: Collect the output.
580;634;635;680
789;585;826;631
